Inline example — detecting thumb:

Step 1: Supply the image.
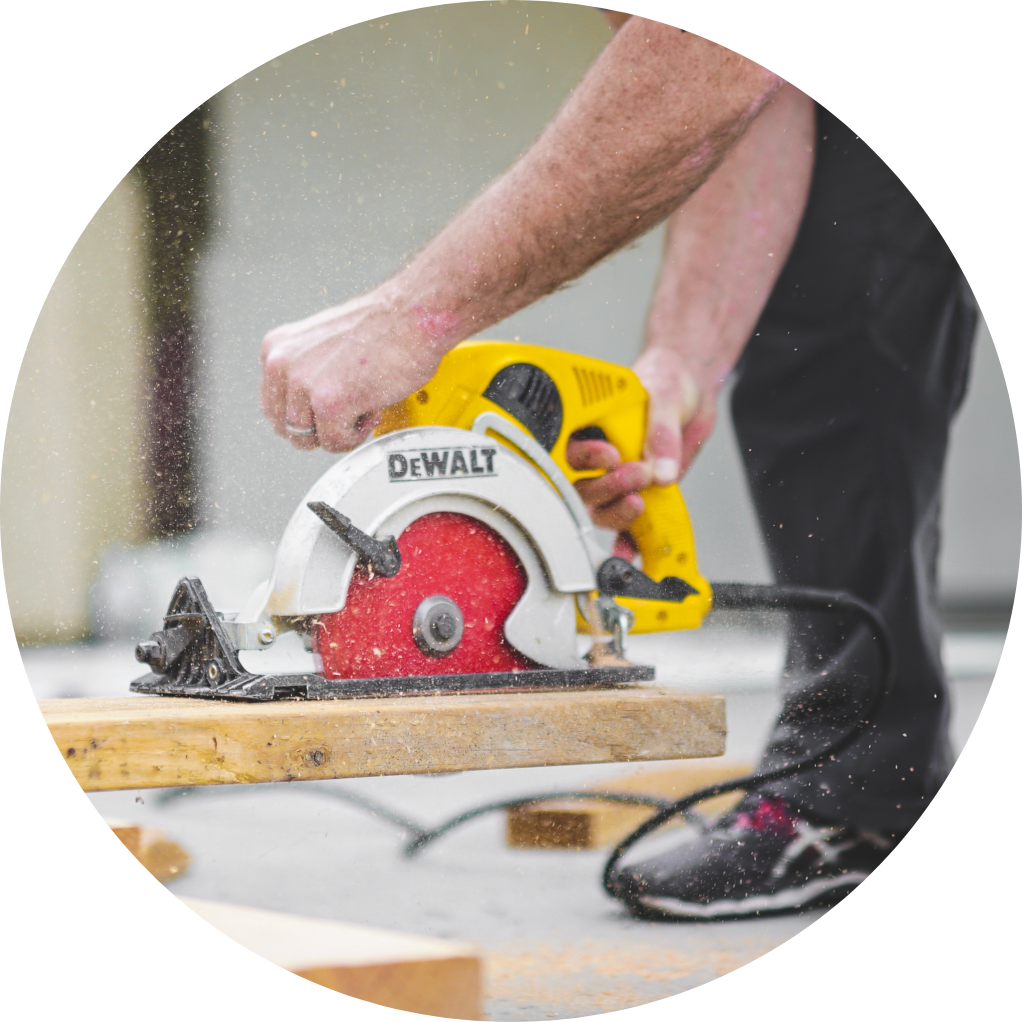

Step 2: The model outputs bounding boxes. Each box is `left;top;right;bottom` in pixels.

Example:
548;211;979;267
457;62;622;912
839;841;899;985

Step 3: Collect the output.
679;397;718;476
643;374;700;486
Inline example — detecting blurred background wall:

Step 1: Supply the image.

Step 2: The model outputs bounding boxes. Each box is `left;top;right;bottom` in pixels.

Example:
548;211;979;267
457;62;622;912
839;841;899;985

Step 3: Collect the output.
3;1;1018;645
1;178;149;642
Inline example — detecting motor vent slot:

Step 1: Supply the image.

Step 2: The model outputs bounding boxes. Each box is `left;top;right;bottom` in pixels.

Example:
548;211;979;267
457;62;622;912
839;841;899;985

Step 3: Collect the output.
573;366;614;407
483;363;563;451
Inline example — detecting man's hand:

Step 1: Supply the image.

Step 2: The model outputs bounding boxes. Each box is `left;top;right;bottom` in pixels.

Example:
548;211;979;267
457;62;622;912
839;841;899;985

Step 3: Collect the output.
564;350;708;533
260;288;451;452
565;82;816;535
633;346;712;482
565;434;653;531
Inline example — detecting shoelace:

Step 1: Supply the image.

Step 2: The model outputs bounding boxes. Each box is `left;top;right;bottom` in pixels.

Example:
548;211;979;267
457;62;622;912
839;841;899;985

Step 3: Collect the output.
768;820;854;880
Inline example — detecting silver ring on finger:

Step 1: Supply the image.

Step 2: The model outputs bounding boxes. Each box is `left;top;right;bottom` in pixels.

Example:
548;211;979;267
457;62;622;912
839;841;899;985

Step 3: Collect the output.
285;420;317;438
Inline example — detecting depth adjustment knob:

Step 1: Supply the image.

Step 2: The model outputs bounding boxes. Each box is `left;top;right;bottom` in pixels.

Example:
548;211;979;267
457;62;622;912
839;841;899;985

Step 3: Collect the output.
135;637;167;673
412;595;465;657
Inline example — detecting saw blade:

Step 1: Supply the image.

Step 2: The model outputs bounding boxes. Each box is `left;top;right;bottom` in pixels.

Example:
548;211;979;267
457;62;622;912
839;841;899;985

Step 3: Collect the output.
315;511;539;679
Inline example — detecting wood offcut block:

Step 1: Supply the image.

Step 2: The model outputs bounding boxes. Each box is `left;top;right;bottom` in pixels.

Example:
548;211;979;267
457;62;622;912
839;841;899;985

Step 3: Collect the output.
40;687;726;793
182;897;482;1019
506;759;754;850
106;819;190;881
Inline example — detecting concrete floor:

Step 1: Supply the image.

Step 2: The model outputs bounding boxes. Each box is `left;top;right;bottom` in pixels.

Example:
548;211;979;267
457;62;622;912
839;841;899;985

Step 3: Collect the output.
23;624;1001;1019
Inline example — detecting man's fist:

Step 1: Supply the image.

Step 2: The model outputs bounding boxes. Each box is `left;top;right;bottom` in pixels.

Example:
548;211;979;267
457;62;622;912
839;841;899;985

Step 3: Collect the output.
260;290;444;452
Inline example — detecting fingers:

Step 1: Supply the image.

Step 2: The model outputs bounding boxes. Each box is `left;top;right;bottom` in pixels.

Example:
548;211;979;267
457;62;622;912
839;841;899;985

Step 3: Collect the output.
612;532;639;560
261;336;323;450
260;346;291;438
314;407;382;453
260;319;380;453
574;460;652;530
575;460;652;507
565;437;621;472
282;385;320;451
568;432;651;531
262;353;362;452
588;493;645;531
633;349;705;484
678;402;718;475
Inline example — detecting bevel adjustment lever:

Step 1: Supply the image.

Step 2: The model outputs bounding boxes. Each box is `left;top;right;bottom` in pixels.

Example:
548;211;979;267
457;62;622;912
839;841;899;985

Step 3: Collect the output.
307;501;402;577
596;556;699;602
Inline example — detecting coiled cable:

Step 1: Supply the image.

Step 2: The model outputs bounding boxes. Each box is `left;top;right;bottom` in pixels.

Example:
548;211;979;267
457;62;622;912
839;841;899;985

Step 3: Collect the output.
602;582;894;911
398;583;893;886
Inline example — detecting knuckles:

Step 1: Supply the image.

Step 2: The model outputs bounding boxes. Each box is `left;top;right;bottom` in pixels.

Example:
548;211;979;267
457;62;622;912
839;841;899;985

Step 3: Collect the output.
261;346;292;377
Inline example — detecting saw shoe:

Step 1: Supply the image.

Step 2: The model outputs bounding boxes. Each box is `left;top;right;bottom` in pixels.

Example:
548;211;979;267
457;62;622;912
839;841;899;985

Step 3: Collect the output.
608;794;894;920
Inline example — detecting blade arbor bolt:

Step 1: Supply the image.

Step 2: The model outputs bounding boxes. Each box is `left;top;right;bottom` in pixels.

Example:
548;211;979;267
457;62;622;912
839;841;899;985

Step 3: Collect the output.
412;595;465;657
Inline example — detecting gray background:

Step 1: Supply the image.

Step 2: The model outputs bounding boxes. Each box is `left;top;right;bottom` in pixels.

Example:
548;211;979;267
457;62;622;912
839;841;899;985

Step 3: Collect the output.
194;3;1019;604
7;4;1015;647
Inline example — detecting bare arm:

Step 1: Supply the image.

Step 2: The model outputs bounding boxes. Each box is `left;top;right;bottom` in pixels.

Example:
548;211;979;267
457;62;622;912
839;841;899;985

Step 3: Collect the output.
640;82;816;478
261;19;782;451
570;82;816;530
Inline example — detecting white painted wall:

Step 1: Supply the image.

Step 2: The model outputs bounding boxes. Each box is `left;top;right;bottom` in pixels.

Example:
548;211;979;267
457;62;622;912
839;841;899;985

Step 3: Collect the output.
2;177;149;642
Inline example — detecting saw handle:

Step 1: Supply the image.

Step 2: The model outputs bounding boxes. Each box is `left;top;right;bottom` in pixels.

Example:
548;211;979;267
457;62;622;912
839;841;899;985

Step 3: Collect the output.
558;403;709;633
376;340;713;632
561;411;699;588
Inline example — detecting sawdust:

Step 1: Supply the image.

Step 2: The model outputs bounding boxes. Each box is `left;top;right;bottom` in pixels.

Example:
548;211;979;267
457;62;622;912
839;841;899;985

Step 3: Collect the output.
584;644;633;669
484;937;776;1018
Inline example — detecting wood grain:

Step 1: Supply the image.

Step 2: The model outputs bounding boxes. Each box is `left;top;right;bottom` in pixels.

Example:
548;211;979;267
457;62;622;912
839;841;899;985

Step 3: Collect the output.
41;687;725;793
182;897;482;1019
506;759;754;850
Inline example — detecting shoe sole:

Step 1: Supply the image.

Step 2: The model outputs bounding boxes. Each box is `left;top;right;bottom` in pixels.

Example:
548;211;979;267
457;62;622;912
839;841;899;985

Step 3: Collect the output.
624;871;870;921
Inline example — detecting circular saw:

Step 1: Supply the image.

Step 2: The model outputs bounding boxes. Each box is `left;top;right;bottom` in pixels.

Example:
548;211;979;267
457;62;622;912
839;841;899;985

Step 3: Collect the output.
132;341;712;700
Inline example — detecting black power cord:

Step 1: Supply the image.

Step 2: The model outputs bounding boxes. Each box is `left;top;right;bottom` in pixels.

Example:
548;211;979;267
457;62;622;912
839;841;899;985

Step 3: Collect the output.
395;583;894;912
601;582;895;914
155;781;431;841
402;792;679;857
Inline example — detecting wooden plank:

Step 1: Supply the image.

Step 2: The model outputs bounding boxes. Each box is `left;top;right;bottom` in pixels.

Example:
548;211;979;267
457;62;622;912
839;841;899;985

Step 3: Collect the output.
181;897;482;1019
41;687;725;793
106;819;191;882
506;759;754;850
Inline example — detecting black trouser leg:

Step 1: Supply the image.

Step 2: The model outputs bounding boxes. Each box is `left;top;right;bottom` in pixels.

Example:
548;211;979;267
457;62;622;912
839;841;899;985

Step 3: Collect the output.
730;106;978;838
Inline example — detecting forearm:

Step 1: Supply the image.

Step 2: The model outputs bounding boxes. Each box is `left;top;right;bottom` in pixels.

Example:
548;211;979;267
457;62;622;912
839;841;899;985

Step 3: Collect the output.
381;19;782;349
636;82;816;474
262;19;786;453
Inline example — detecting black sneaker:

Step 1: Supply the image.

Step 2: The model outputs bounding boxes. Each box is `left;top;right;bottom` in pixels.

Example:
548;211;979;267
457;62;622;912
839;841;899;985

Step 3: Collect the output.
608;794;894;920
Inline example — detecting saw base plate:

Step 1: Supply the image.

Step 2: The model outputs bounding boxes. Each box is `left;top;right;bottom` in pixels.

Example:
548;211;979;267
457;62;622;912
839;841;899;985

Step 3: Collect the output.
130;665;656;701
